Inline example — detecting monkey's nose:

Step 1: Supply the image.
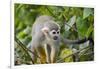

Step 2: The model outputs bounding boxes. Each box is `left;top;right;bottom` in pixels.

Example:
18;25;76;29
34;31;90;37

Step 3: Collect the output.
53;36;58;40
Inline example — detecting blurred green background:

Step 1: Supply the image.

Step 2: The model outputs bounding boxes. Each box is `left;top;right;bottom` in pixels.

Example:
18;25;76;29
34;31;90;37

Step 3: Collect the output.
14;3;94;65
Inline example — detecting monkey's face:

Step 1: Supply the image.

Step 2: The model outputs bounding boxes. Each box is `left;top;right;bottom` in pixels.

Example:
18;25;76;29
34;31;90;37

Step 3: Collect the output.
49;30;60;41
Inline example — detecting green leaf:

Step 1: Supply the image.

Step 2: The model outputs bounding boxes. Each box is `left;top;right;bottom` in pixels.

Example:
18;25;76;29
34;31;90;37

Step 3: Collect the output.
17;31;27;39
23;26;31;35
60;48;73;62
86;25;93;38
76;17;89;37
65;16;76;31
83;8;93;19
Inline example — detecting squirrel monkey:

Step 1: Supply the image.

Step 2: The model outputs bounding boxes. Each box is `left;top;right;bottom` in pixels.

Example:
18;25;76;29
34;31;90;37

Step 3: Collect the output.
30;15;93;64
31;15;60;64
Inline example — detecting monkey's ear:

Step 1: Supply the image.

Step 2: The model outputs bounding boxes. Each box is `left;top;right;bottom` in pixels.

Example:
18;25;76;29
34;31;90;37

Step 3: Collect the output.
41;27;49;33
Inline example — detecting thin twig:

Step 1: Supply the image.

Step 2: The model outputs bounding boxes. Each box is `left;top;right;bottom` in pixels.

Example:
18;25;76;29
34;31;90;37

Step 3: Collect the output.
79;51;94;57
45;6;57;18
15;36;40;58
15;36;41;64
15;37;34;64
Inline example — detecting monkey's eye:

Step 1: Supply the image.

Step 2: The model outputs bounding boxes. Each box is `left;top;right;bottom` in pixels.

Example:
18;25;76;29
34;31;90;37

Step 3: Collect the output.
57;31;59;34
52;31;56;34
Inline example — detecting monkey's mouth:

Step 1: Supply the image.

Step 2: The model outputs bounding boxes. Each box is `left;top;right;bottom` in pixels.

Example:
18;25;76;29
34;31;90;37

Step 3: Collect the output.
53;36;58;40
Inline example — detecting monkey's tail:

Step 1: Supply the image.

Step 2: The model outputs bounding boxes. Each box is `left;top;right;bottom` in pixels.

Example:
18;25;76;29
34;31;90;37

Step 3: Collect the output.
62;36;94;45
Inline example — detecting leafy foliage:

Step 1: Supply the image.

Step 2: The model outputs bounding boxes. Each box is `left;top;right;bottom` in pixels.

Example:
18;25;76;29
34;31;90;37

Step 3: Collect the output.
59;48;73;62
14;3;94;65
